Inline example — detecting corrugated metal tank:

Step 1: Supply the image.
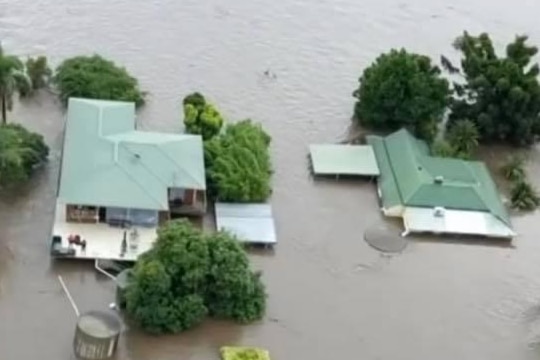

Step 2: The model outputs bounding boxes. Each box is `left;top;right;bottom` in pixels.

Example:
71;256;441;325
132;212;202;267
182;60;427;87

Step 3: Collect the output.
73;311;121;359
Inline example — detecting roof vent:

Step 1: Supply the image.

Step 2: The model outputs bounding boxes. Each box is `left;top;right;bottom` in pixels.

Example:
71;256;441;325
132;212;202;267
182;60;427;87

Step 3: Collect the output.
433;207;445;217
434;175;444;184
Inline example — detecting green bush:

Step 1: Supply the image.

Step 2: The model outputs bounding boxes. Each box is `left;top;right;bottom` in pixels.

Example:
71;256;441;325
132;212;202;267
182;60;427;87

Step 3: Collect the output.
0;45;32;123
205;120;272;202
510;180;540;211
125;220;266;334
182;92;224;140
353;49;450;142
500;155;526;182
446;119;479;159
431;140;456;158
54;55;144;106
0;124;49;186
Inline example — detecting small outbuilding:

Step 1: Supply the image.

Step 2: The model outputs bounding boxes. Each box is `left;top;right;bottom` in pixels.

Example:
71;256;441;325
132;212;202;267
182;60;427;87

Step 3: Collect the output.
215;203;277;246
309;144;380;177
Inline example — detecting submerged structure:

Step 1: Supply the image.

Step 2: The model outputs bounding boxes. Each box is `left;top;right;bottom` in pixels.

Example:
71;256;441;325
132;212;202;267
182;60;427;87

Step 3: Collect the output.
51;98;207;261
367;129;514;238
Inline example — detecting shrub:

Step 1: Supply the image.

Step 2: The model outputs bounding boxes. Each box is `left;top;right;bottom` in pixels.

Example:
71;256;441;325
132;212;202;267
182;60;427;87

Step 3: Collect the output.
125;220;266;334
205;120;272;202
54;55;144;106
446;119;479;159
182;92;224;140
0;124;48;186
510;180;540;211
431;140;456;158
353;49;450;142
501;155;526;182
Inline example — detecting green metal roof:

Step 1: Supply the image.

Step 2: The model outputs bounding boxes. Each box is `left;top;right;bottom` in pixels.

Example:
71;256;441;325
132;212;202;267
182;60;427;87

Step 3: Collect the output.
367;129;511;227
309;144;380;176
58;98;206;210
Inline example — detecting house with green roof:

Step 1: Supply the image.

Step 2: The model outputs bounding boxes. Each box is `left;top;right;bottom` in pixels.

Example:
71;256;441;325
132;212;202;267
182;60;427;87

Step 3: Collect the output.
51;98;207;261
367;129;515;239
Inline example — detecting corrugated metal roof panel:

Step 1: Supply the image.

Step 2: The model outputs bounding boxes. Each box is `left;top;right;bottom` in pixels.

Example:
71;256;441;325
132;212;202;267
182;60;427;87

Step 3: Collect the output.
215;203;277;244
402;207;515;238
309;144;380;176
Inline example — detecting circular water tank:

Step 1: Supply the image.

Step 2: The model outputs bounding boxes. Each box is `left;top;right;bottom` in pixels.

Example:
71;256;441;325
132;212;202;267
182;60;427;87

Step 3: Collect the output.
73;311;121;359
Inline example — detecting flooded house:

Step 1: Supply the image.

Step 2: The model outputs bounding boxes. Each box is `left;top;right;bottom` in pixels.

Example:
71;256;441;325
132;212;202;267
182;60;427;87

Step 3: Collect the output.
50;98;207;261
367;129;515;239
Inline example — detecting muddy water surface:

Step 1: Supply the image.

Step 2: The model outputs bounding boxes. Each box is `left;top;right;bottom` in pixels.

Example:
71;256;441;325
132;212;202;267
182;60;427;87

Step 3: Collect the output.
1;0;540;359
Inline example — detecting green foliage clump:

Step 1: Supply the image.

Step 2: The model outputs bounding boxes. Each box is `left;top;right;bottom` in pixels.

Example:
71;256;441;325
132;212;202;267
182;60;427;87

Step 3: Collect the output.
182;92;224;140
0;45;32;124
446;32;540;146
445;119;479;159
431;140;456;158
53;55;144;106
220;346;271;360
205;120;272;202
510;180;540;211
25;56;51;90
0;124;49;185
125;220;266;334
500;155;526;182
353;49;450;142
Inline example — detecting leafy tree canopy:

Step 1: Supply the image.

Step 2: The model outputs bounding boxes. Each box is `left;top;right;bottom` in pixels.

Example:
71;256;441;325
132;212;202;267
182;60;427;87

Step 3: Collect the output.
53;55;144;106
125;219;266;334
444;32;540;146
182;92;224;140
353;49;450;142
205;120;272;202
0;124;49;186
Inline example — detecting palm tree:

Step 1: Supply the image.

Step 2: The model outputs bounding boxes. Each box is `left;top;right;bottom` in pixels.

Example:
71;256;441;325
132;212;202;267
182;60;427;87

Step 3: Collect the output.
0;44;31;124
446;119;479;158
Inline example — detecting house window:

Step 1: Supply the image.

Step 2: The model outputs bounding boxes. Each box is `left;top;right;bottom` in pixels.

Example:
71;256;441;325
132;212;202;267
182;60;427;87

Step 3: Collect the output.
105;207;158;227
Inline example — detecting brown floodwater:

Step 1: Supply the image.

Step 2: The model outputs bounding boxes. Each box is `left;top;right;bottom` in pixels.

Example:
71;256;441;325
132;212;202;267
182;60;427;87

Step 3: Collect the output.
2;0;540;359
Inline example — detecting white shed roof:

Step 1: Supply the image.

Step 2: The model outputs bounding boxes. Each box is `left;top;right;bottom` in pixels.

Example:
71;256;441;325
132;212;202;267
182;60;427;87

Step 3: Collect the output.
215;203;277;245
402;207;515;239
309;144;380;176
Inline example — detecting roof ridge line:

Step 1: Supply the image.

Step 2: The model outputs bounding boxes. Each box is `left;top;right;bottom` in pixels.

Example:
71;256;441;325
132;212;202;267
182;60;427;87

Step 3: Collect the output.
115;159;168;209
119;142;171;187
155;142;205;188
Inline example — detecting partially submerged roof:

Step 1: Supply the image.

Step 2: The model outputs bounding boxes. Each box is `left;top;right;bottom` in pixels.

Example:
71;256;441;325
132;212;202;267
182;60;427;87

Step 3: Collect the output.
215;203;277;245
309;144;380;176
58;98;206;210
403;207;515;238
367;129;512;235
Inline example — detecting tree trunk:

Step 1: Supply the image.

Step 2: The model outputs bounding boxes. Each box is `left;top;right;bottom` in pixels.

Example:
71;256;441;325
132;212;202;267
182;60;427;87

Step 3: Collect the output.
1;95;6;125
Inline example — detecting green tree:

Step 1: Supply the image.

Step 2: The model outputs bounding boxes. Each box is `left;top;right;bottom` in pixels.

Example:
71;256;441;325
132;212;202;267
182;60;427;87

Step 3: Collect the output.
510;180;540;211
125;220;266;334
0;45;31;124
54;55;144;106
353;49;450;142
25;56;52;90
444;32;540;146
205;120;272;202
446;119;479;159
0;124;49;185
182;92;224;140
